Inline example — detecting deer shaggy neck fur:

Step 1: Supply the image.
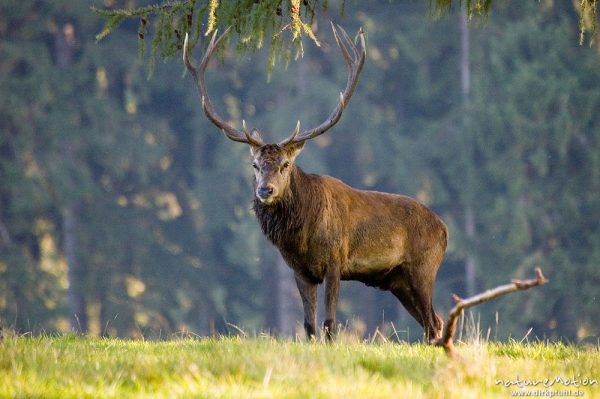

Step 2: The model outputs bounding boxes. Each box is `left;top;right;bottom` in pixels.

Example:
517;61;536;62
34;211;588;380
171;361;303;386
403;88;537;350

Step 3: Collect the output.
253;165;323;251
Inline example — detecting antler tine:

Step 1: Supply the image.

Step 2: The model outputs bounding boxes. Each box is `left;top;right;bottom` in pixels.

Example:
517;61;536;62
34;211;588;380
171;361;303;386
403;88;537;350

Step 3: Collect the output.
277;120;301;146
199;27;230;71
331;23;353;66
184;28;264;147
183;32;193;70
282;24;365;145
339;26;366;90
242;120;263;144
340;24;363;61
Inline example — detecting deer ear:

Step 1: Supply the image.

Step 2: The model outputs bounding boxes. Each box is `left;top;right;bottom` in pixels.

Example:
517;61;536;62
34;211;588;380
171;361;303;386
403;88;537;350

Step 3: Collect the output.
284;140;305;160
250;128;262;142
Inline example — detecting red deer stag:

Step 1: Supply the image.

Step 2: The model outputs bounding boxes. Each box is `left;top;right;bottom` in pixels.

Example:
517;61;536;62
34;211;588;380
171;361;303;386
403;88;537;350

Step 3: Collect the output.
183;25;447;342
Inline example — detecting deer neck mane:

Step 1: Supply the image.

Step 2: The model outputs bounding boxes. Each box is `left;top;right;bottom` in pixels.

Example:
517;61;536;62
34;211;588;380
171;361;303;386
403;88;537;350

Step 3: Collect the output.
253;165;322;249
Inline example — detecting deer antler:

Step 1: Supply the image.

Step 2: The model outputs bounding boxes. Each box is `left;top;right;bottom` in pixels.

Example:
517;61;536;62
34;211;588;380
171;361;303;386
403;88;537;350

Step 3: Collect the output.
278;23;366;147
184;25;365;147
183;29;264;147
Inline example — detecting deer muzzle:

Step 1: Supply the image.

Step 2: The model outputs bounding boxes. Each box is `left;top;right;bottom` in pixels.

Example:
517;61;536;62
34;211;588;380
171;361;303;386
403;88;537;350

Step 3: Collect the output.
256;184;277;204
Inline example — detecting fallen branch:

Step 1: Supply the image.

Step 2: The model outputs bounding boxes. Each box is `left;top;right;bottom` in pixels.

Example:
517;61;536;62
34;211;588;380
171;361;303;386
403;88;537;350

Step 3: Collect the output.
434;267;548;357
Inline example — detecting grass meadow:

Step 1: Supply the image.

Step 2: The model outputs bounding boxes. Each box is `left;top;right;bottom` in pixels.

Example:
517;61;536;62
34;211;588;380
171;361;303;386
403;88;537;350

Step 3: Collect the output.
1;330;599;398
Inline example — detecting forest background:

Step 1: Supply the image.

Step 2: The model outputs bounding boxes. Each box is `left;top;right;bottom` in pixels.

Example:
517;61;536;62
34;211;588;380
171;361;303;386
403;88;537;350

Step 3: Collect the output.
1;0;599;343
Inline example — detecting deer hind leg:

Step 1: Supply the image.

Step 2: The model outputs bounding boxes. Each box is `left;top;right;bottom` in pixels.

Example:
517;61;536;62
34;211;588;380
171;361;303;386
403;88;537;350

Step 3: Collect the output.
389;264;443;343
295;273;317;340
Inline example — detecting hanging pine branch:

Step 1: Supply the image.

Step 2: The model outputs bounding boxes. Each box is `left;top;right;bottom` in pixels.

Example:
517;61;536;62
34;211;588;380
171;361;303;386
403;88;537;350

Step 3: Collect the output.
92;0;330;75
578;0;598;45
93;0;598;75
430;0;598;44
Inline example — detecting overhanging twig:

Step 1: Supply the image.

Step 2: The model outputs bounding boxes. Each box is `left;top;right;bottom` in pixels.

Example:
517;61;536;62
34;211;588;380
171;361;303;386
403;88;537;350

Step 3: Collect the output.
434;267;548;357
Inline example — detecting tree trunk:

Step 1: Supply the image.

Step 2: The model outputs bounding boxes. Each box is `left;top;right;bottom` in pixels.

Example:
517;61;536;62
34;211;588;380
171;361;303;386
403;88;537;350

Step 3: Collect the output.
464;206;477;296
276;254;298;336
0;208;10;336
262;247;281;334
262;248;300;337
460;12;471;107
362;286;379;337
460;12;477;296
54;22;88;333
63;207;88;333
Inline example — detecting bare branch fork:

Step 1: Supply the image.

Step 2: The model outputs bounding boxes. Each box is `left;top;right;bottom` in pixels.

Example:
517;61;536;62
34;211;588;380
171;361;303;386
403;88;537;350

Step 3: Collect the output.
434;267;548;357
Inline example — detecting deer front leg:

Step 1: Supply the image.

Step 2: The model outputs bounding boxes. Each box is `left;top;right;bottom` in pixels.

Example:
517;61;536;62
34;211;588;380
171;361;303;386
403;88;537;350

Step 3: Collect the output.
324;265;341;342
295;273;317;340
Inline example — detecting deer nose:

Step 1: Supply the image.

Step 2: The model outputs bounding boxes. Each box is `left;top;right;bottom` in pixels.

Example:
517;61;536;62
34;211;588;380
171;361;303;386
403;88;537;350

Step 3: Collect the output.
257;184;275;199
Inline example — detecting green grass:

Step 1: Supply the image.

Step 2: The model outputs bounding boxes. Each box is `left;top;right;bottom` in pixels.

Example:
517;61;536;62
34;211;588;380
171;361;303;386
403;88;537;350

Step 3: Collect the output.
1;334;599;398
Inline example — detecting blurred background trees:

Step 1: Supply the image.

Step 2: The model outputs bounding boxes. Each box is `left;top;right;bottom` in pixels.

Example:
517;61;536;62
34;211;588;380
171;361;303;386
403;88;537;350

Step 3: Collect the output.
1;0;598;341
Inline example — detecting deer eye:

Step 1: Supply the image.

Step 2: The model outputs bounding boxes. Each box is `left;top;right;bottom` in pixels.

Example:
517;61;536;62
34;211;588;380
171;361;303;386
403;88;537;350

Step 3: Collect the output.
280;161;290;173
252;162;259;170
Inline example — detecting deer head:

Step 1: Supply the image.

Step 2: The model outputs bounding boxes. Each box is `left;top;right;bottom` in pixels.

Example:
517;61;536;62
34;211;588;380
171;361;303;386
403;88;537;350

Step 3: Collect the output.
183;24;366;204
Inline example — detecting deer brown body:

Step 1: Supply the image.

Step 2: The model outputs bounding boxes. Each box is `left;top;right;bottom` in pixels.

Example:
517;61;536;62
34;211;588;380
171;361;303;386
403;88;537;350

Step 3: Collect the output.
184;25;447;341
